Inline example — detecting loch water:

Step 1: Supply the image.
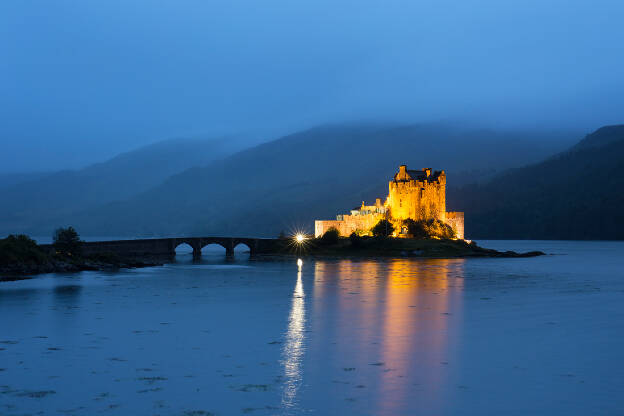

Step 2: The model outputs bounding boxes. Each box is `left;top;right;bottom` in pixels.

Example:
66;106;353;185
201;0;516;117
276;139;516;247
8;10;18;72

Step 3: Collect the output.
1;241;623;415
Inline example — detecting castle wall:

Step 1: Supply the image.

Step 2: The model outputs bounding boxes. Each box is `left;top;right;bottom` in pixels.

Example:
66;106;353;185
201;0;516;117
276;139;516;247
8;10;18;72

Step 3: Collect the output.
445;212;465;239
315;220;341;238
315;212;383;237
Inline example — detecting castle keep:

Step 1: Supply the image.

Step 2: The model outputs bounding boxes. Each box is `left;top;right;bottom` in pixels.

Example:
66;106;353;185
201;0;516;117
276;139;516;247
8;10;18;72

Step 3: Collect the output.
314;165;464;239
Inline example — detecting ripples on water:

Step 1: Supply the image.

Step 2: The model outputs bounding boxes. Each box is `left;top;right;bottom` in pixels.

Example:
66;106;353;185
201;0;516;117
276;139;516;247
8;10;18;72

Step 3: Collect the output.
1;241;623;415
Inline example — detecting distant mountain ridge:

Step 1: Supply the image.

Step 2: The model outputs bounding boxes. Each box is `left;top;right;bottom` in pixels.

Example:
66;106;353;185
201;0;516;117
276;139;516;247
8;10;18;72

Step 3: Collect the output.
0;136;247;235
448;124;624;239
0;172;51;190
572;124;624;149
49;123;575;238
1;122;592;238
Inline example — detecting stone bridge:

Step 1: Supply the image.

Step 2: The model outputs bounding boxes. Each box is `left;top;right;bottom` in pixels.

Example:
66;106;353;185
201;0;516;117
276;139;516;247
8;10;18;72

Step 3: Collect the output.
76;237;283;260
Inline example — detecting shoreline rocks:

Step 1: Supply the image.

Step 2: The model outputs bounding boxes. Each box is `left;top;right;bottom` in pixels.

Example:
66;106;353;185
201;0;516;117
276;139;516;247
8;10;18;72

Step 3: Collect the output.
278;237;546;259
0;257;164;280
1;236;545;281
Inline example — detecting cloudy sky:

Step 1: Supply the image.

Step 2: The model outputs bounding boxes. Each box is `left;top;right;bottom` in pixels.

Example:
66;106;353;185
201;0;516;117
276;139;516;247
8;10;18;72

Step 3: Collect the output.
1;0;623;172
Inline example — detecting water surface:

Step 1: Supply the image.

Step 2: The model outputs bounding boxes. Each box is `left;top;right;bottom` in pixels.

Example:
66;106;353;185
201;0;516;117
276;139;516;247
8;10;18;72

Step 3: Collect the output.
1;241;623;415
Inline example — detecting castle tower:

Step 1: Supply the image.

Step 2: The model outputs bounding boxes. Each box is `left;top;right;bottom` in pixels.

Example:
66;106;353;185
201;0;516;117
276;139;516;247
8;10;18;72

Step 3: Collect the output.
387;166;446;222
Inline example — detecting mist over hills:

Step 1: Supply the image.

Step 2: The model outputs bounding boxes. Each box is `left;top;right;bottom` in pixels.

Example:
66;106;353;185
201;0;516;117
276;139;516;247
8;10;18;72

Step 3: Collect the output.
448;125;624;240
0;136;246;235
13;122;574;238
0;172;51;190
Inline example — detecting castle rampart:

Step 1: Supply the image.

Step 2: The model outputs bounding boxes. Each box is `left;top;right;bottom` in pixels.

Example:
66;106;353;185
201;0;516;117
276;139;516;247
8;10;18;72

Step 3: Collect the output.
445;212;465;240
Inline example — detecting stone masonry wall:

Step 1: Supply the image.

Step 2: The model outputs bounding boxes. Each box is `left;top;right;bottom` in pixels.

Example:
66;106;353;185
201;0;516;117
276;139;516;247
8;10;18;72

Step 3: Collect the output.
445;211;465;239
315;212;384;238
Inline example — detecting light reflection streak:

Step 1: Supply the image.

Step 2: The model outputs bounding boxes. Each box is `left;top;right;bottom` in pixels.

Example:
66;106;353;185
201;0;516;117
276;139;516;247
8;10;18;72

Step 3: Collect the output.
281;262;306;409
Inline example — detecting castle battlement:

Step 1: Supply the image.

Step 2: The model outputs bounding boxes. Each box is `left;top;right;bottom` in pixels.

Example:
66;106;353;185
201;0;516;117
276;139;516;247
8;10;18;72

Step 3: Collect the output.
314;165;464;239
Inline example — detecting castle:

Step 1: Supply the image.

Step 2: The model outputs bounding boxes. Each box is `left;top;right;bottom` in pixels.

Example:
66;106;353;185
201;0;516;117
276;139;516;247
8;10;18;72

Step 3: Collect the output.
314;165;465;239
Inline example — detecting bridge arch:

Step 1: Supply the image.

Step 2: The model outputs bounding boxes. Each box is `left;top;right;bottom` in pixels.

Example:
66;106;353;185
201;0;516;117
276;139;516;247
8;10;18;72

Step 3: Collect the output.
200;241;231;257
233;241;253;256
174;242;194;254
172;239;202;260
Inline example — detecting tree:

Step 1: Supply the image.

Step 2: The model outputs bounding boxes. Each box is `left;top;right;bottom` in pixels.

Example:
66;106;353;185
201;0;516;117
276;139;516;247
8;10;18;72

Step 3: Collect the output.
424;219;456;239
320;227;340;244
53;226;82;256
402;218;427;239
0;235;48;266
371;219;394;237
349;232;363;247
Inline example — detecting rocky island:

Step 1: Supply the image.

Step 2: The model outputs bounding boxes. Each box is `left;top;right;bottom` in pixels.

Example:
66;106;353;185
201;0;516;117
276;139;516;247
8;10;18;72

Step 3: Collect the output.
283;234;544;259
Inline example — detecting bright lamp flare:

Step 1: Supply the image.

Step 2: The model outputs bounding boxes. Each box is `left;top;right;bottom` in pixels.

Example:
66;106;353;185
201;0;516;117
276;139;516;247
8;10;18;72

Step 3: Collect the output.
295;234;305;243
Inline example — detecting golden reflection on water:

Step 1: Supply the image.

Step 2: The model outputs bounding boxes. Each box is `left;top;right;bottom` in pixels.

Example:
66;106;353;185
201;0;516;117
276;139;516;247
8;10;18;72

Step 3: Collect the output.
379;259;463;414
311;258;465;413
281;265;306;408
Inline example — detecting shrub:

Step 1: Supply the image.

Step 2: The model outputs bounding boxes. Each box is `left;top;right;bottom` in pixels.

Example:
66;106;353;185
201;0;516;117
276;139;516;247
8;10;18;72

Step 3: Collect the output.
321;227;340;244
53;226;82;256
349;232;363;248
0;234;48;266
426;219;456;239
402;218;456;239
371;219;394;237
402;219;425;238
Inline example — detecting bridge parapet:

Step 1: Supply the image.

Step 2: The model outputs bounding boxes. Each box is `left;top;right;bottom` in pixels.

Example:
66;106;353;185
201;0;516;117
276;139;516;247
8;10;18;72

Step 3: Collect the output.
72;237;281;261
81;238;173;259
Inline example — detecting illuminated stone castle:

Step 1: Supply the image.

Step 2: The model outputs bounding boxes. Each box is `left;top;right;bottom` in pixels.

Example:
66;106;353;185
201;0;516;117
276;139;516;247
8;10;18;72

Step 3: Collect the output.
314;165;465;239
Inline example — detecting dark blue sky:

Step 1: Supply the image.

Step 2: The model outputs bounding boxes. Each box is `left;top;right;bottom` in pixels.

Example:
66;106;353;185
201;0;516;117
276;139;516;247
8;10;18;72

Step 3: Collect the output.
1;0;623;172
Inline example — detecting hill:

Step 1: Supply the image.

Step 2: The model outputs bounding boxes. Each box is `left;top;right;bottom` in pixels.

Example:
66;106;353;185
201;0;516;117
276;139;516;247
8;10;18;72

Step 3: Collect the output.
0;136;246;235
61;123;574;237
0;172;51;190
448;125;624;239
